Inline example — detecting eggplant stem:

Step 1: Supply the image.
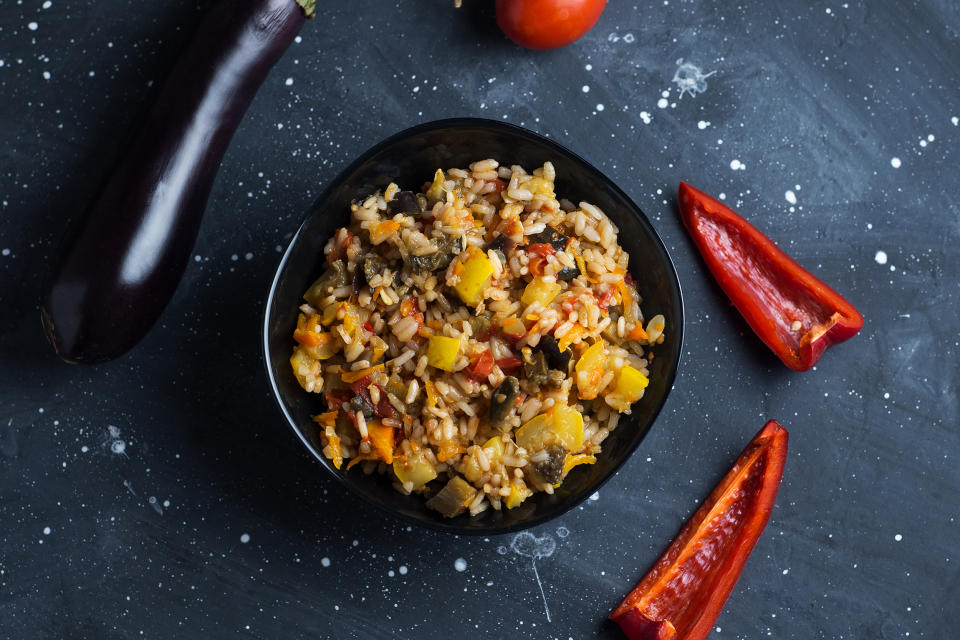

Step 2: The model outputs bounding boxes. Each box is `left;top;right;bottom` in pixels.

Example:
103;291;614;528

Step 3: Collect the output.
295;0;315;18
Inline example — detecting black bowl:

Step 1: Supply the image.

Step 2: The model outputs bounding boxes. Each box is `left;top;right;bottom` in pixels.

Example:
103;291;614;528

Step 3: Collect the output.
263;118;683;534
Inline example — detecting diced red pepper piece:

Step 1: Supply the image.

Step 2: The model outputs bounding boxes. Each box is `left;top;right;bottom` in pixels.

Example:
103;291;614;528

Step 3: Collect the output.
489;178;507;194
527;242;556;277
495;356;522;374
465;350;494;382
363;321;374;333
373;384;396;420
678;182;863;371
610;420;788;640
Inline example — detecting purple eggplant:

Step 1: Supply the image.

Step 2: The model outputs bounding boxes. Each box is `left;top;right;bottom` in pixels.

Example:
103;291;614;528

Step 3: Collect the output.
40;0;314;363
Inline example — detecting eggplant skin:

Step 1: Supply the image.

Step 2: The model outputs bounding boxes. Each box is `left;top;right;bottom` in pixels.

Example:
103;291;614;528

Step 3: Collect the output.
40;0;306;363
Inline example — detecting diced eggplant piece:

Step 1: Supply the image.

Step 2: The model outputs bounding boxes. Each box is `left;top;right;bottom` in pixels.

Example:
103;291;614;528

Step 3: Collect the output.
349;393;375;418
489;376;519;427
362;254;387;284
303;259;349;307
522;348;552;386
556;264;580;281
485;234;515;263
527;226;569;251
535;335;571;373
467;311;493;338
387;190;421;215
533;445;566;484
426;476;477;518
407;236;462;274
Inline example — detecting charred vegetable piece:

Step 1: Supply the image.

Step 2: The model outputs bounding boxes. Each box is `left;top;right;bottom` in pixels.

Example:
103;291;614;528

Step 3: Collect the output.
467;312;493;339
349;393;375;419
535;335;571;373
387;190;421;215
486;234;515;262
425;169;446;202
40;0;311;363
533;445;566;484
407;236;462;274
303;259;348;307
522;348;553;386
556;264;581;281
426;476;477;518
489;376;520;427
362;254;387;284
527;226;569;251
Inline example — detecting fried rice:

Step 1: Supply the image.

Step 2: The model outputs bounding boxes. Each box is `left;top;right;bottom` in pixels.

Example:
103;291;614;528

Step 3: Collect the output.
289;159;666;518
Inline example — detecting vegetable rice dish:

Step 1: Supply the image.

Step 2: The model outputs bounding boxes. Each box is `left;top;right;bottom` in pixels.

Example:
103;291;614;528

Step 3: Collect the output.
289;159;666;518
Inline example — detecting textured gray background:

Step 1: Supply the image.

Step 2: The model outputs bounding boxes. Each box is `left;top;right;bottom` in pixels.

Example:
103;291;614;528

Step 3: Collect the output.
2;1;958;638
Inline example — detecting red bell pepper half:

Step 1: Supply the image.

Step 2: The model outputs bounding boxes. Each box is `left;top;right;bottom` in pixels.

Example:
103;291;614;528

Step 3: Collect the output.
610;420;788;640
678;182;863;371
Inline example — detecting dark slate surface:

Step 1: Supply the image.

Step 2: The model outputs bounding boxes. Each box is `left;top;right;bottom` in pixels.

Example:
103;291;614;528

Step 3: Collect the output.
1;1;958;638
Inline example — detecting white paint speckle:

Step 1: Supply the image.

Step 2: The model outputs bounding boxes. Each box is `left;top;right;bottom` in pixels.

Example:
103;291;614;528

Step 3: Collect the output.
43;527;51;535
589;492;600;501
319;557;331;568
952;116;959;126
890;157;901;168
639;111;651;124
454;558;467;572
398;565;408;575
285;77;294;86
874;250;888;265
895;534;903;542
42;70;50;80
110;439;126;455
584;63;592;71
42;0;53;8
28;21;39;31
1;249;10;256
785;190;797;205
730;159;745;171
595;103;604;112
294;35;302;43
80;445;89;453
244;252;253;261
782;568;789;575
657;98;669;109
240;533;251;543
581;85;590;93
387;570;395;577
697;120;710;130
672;58;717;98
718;192;726;200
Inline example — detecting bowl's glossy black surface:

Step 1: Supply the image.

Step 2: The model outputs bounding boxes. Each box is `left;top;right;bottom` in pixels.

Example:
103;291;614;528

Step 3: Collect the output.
263;118;683;534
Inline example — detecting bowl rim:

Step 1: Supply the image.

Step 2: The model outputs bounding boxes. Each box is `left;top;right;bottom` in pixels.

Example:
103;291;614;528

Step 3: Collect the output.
262;117;685;535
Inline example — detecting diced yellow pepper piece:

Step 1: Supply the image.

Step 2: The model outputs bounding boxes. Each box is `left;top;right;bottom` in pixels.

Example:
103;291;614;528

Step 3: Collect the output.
575;340;608;400
393;451;437;489
453;250;495;305
615;365;649;403
516;413;552;453
552;404;584;452
427;335;460;372
482;436;504;461
562;453;596;475
516;405;583;453
504;483;526;509
426;168;446;202
521;277;562;308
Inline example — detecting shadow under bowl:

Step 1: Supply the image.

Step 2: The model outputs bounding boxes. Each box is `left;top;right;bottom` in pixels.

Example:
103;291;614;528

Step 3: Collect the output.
263;118;684;534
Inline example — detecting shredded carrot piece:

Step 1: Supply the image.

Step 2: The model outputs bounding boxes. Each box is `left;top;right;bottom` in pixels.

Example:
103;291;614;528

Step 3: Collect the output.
293;329;321;346
341;364;383;383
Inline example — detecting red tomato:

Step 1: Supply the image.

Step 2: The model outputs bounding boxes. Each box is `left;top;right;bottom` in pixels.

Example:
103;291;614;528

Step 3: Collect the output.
496;0;607;50
496;356;523;373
